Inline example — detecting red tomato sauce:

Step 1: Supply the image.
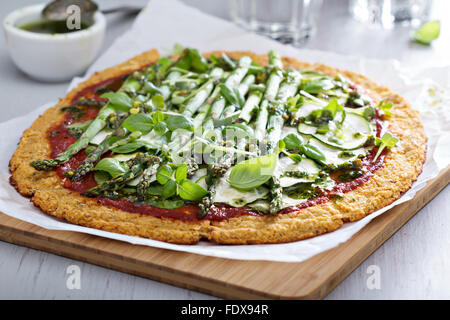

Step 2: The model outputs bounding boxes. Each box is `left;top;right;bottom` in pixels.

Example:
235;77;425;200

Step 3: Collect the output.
48;74;386;222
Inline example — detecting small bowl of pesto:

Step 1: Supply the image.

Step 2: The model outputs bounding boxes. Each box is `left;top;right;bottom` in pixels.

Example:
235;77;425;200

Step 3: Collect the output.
3;3;106;82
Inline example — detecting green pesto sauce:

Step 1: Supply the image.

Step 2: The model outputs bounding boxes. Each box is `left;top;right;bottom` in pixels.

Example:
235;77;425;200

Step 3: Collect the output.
19;20;90;34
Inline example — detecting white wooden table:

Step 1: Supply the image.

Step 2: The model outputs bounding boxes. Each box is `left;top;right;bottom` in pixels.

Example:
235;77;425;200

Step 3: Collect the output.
0;0;448;299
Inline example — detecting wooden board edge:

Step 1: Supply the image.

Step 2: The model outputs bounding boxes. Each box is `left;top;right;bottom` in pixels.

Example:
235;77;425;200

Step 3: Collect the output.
302;166;450;299
0;225;270;299
0;166;448;299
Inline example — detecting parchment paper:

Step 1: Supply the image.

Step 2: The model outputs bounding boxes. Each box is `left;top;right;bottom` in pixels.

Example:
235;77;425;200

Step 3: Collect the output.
0;0;448;262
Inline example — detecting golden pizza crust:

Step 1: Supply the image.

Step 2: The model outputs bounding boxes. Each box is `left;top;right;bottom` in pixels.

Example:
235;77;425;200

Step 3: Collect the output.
9;49;427;244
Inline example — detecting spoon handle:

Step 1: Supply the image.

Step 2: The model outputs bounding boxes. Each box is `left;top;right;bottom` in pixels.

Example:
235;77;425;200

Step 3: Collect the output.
101;6;143;15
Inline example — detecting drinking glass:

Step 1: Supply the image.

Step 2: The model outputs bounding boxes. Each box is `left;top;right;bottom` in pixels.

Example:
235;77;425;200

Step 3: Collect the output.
349;0;433;28
230;0;323;46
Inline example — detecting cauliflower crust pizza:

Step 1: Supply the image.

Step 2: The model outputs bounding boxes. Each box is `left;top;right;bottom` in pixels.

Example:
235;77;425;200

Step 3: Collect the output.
9;48;426;244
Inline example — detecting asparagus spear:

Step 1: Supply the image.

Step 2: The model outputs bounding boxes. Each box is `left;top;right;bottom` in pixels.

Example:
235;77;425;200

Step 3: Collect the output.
31;104;116;171
238;91;262;123
30;74;142;171
237;74;255;96
82;153;157;197
182;67;224;117
192;69;228;128
198;175;216;218
254;50;284;144
266;68;302;214
224;56;252;88
254;99;269;142
136;162;160;200
67;127;129;181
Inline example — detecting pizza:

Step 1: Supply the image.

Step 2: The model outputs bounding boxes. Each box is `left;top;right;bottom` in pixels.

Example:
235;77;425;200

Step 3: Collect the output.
9;48;426;244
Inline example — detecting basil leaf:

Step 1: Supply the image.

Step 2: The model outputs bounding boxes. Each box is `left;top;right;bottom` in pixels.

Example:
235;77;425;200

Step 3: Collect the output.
144;81;163;95
146;184;164;196
228;153;277;190
152;95;165;110
112;141;147;154
154;57;172;83
101;92;133;111
122;113;153;134
162;179;177;198
152;110;165;124
413;20;440;45
302;144;326;162
156;165;173;185
94;158;128;177
175;164;187;183
154;122;167;135
188;48;209;73
145;198;184;209
174;51;191;70
165;115;194;132
94;171;111;185
301;77;334;94
177;179;208;201
283;133;304;152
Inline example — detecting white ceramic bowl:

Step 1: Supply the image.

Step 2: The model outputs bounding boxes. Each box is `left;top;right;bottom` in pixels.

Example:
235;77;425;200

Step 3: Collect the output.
3;4;106;82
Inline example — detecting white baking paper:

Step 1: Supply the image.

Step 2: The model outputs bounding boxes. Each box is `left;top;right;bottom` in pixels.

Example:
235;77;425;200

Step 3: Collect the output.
0;0;448;262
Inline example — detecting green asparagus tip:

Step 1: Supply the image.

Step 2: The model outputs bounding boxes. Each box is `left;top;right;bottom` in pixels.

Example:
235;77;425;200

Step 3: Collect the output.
30;159;60;171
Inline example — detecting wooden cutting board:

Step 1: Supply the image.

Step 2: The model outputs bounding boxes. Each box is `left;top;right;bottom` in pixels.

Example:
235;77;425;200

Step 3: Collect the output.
0;166;448;299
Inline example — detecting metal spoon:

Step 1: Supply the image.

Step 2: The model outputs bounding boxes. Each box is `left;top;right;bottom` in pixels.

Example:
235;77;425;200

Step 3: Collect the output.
42;0;142;22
